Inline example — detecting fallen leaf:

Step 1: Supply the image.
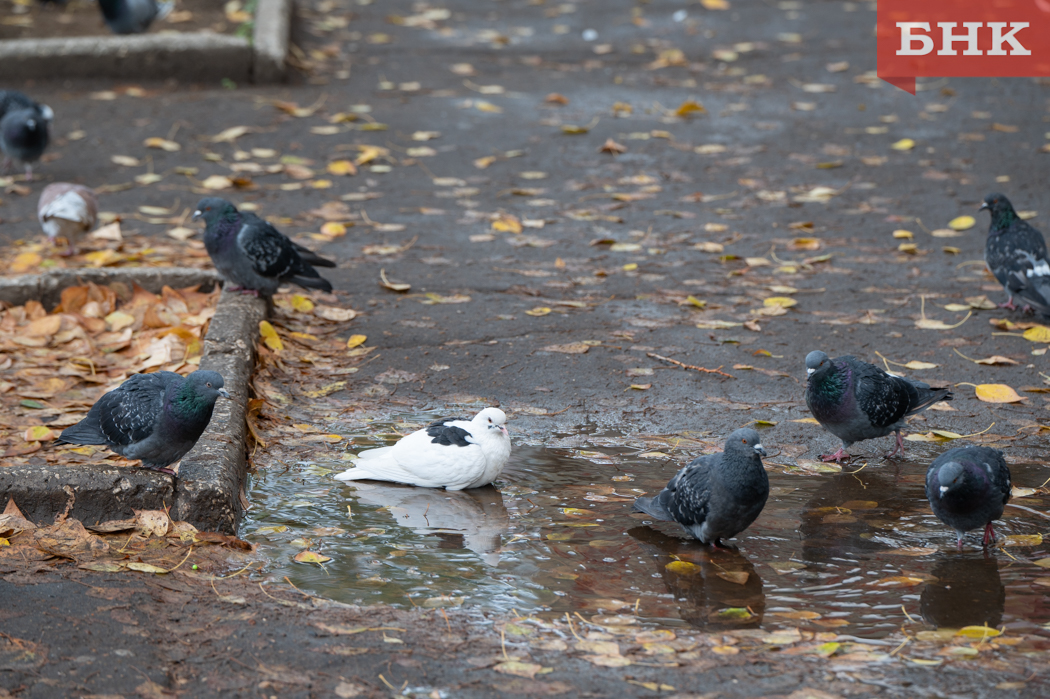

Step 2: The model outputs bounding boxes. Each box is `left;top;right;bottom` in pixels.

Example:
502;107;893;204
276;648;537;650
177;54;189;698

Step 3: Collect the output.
346;335;367;349
294;551;332;564
259;321;283;352
974;384;1023;403
1023;326;1050;343
891;138;915;151
674;99;706;117
494;661;546;679
379;269;411;292
543;343;591;354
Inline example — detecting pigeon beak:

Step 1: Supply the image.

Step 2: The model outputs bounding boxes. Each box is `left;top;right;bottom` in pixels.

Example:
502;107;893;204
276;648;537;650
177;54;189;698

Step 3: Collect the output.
753;444;767;457
806;367;815;375
499;425;508;436
218;388;230;399
192;209;203;221
40;105;54;121
939;485;948;495
978;202;989;211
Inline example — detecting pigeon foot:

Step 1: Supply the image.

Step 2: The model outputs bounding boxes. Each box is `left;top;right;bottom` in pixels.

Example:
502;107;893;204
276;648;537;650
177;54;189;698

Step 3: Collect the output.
883;432;905;459
240;288;260;297
957;535;965;551
998;298;1018;311
225;284;243;292
982;522;996;547
23;164;33;182
819;447;851;463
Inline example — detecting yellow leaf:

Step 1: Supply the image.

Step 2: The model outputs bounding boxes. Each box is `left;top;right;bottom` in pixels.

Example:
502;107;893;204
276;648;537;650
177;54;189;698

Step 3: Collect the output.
561;507;590;516
474;156;497;169
475;100;503;113
904;361;938;369
561;124;589;135
898;243;918;254
320;222;348;237
763;296;797;308
143;137;181;151
259;320;284;352
949;215;976;231
890;138;915;150
327;160;358;176
346;334;367;349
201;175;233;190
665;561;701;574
23;426;55;442
1023;325;1050;343
956;625;1002;639
294;551;332;564
674;99;706;117
791;418;820;424
291;294;315;313
622;263;638;271
126;561;169;574
683;296;707;308
628;384;652;390
700;0;729;8
525;307;551;316
492;215;523;233
1003;533;1042;547
892;229;913;239
1033;557;1050;568
11;252;41;274
974;384;1023;403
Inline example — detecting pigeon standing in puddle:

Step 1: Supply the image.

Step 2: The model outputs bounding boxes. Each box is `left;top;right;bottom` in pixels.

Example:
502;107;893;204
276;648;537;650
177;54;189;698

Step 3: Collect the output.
633;428;769;547
926;446;1011;549
334;409;512;490
805;350;952;462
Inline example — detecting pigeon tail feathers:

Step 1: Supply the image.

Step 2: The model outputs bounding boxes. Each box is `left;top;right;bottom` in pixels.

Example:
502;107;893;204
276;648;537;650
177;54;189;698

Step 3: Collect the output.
289;275;334;293
905;384;953;416
55;419;108;446
632;495;675;522
333;455;442;487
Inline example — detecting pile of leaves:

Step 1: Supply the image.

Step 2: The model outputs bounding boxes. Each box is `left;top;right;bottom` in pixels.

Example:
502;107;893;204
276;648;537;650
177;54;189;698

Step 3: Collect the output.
0;500;256;578
0;226;211;276
0;281;219;468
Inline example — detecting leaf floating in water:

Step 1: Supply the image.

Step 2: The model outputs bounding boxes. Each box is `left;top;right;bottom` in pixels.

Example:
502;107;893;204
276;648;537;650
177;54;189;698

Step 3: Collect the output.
665;561;701;575
294;551;332;565
767;561;806;574
956;625;1001;639
1002;534;1042;547
715;607;753;620
868;576;924;587
884;546;938;556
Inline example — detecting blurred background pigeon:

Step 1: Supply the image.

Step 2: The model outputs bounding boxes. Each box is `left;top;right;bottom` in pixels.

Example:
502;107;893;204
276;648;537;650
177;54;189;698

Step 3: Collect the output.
38;183;98;256
98;0;173;34
805;350;952;462
925;446;1011;549
334;409;512;490
56;370;229;475
633;428;769;547
980;193;1050;316
193;197;336;296
0;90;53;181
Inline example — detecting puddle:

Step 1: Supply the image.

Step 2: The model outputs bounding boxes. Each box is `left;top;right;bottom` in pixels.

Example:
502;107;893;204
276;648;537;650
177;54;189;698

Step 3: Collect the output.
244;416;1050;638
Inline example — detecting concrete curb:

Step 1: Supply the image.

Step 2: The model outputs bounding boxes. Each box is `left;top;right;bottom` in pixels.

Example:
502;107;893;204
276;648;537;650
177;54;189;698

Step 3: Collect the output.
171;290;266;533
0;267;221;309
0;268;264;535
0;0;291;84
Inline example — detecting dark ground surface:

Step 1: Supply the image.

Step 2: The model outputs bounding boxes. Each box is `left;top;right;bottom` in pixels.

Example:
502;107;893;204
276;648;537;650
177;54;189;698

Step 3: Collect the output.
2;0;1050;696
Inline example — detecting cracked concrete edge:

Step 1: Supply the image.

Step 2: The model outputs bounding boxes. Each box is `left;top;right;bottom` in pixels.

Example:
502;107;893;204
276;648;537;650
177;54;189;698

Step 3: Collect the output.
0;278;265;535
0;267;221;310
0;0;291;84
171;290;266;533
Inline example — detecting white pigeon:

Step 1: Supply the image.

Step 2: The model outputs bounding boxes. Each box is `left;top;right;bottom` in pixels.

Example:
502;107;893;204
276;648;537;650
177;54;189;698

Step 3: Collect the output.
334;408;511;490
38;183;98;256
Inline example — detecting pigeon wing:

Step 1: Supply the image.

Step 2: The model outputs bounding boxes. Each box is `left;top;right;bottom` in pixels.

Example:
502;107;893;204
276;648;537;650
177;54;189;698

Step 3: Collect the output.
237;218;302;281
664;454;715;526
95;375;168;447
853;365;911;429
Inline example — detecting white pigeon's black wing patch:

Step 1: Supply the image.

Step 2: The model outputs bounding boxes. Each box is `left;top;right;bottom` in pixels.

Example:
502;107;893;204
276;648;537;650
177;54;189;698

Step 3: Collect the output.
425;417;473;447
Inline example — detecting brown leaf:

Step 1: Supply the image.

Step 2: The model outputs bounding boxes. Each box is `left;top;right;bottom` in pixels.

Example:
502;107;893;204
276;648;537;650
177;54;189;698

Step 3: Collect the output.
598;138;627;154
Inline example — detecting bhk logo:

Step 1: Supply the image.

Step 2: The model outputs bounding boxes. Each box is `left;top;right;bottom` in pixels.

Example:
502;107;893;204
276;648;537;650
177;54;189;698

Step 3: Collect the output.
878;0;1050;93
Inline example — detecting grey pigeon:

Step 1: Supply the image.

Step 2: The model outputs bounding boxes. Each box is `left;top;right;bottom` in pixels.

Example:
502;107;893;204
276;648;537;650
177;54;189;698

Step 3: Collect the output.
633;428;769;547
925;446;1011;549
56;370;229;474
98;0;173;34
805;350;953;462
0;91;53;181
979;193;1050;316
193;197;336;297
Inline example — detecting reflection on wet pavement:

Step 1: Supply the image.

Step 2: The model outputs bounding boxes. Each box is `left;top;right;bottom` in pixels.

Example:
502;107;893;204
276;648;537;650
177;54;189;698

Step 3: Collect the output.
243;417;1050;637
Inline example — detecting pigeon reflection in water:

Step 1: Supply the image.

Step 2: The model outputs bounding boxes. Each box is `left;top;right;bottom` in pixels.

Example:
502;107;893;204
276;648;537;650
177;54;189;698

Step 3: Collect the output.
920;553;1004;630
347;483;510;566
628;526;764;630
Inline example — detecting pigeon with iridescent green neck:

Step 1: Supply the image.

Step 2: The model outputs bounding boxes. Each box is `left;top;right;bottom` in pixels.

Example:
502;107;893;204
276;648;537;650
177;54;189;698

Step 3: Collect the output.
805;350;952;462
